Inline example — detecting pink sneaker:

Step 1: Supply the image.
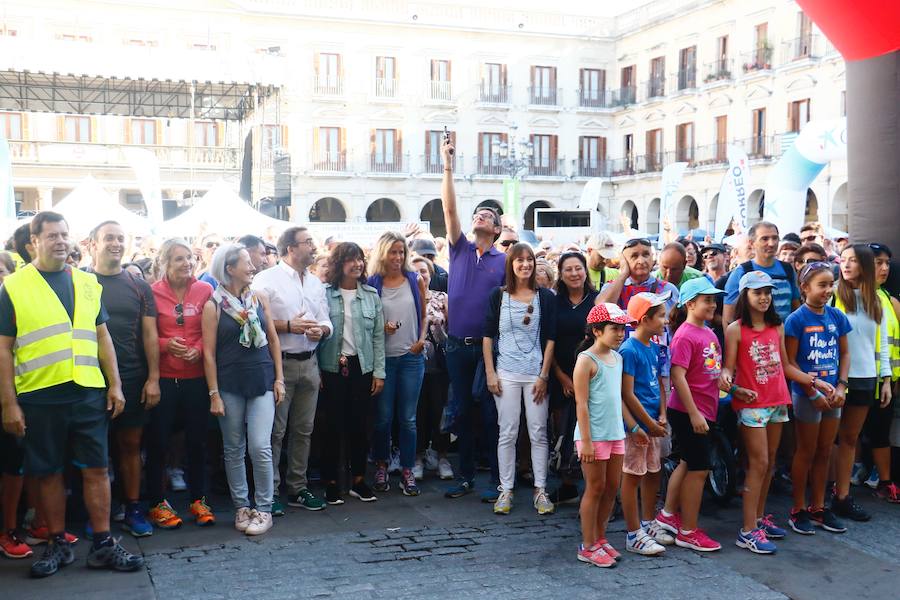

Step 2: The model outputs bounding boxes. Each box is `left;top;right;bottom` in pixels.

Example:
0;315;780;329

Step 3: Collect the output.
596;538;621;561
675;528;722;552
655;511;681;535
577;545;616;568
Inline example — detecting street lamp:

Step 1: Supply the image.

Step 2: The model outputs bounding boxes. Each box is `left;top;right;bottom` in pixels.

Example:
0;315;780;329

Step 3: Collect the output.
491;124;533;179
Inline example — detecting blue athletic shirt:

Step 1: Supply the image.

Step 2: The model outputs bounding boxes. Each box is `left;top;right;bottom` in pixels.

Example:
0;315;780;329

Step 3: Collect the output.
619;336;661;431
724;260;800;322
784;304;852;396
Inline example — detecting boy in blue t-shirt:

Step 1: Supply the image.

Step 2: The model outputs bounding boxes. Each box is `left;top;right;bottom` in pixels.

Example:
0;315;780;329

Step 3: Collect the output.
619;291;673;555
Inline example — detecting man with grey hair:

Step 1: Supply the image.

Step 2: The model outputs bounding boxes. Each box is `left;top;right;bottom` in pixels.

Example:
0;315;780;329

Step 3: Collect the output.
250;226;332;513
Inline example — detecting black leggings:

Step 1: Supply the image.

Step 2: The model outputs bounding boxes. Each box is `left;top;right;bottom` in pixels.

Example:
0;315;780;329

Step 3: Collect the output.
145;377;210;504
864;397;894;449
321;357;372;482
417;372;449;455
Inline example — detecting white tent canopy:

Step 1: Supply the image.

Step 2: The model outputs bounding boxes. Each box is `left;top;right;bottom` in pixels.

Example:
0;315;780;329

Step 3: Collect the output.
54;176;151;239
160;181;289;238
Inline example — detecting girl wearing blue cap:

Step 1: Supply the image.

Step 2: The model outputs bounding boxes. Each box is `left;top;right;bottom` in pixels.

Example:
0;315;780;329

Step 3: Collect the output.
720;271;826;554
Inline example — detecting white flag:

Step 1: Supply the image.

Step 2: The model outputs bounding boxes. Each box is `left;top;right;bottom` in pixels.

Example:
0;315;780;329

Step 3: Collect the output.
714;145;750;239
123;147;164;232
659;162;688;244
0;132;14;225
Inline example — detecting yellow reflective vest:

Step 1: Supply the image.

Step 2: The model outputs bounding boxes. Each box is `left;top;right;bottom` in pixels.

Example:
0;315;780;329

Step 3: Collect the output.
877;288;900;380
3;264;106;394
8;251;26;271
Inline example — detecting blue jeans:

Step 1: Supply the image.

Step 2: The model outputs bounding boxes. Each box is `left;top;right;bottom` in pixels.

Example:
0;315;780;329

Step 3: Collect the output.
445;337;499;483
218;391;276;512
374;352;425;469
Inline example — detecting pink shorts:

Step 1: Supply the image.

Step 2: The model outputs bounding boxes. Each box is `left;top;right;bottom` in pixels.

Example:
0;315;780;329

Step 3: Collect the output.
623;435;661;476
575;439;625;460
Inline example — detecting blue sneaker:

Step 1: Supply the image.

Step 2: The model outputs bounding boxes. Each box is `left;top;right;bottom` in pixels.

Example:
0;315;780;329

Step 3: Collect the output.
736;528;777;554
122;507;153;538
480;485;500;504
850;462;866;486
757;514;786;539
444;479;475;499
788;508;815;535
864;469;880;490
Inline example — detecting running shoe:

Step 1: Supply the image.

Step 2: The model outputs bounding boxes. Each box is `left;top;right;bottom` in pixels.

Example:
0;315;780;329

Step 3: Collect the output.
789;508;815;535
424;448;440;471
148;500;183;529
736;528;777;554
287;488;325;511
626;529;666;556
167;467;188;492
388;448;401;474
874;481;900;504
864;469;880;490
29;540;74;578
24;526;79;545
850;463;866;487
444;479;475;499
597;538;621;561
271;497;286;517
86;537;144;572
234;507;253;532
244;511;273;536
831;494;871;522
757;514;786;539
533;488;555;515
0;530;32;559
675;528;722;552
413;458;425;481
349;481;377;502
493;490;513;515
373;465;390;492
437;457;454;480
325;482;344;505
644;519;676;545
112;503;126;523
577;544;616;568
808;506;847;533
655;511;681;535
400;468;420;496
481;485;500;504
122;506;153;537
189;497;216;526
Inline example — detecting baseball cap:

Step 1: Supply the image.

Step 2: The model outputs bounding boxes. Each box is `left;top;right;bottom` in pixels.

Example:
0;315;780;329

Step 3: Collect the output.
409;238;438;257
739;270;775;291
626;290;672;321
701;243;726;256
677;278;725;307
588;232;621;260
587;302;636;325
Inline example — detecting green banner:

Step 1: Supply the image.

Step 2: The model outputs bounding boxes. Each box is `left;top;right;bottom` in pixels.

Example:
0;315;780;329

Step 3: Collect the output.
502;178;519;223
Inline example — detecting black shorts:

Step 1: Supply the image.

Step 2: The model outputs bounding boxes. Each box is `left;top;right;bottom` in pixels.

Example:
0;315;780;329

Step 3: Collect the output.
669;409;712;472
20;389;109;476
111;378;149;431
0;432;24;476
845;378;877;408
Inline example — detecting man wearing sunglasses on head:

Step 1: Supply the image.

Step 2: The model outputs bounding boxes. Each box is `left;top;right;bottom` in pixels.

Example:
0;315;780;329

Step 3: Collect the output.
440;137;506;501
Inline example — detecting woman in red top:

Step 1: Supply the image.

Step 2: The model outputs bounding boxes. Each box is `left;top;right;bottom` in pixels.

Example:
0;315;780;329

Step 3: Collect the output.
720;271;830;555
146;238;216;530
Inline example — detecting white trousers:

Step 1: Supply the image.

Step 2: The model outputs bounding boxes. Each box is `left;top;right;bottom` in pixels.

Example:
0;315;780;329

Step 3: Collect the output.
494;375;549;492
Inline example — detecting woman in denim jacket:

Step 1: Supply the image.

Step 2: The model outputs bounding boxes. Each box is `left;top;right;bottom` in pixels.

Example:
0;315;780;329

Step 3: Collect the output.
318;242;386;505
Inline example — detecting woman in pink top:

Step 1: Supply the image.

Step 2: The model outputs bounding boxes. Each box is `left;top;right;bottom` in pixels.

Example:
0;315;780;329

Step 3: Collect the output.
145;238;216;530
720;271;830;555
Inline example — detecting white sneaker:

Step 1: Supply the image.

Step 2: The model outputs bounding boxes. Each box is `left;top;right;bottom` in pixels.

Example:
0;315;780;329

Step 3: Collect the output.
413;458;425;481
626;529;666;556
437;457;454;480
424;448;439;471
388;448;401;474
245;510;273;536
645;519;676;545
234;507;254;532
168;467;187;492
533;488;555;515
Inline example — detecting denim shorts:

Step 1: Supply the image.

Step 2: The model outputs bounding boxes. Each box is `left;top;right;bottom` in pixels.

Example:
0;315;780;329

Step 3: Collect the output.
792;393;841;424
738;405;790;428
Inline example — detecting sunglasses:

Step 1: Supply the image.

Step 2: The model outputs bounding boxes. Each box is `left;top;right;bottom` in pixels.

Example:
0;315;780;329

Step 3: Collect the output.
799;261;834;282
701;251;721;259
868;243;892;258
800;256;825;265
175;303;184;326
500;240;519;247
523;303;535;326
205;241;220;249
800;235;818;243
624;238;651;249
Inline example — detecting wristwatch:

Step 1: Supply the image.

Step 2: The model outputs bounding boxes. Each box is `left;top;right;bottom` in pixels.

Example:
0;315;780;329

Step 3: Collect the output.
538;373;549;382
837;378;850;388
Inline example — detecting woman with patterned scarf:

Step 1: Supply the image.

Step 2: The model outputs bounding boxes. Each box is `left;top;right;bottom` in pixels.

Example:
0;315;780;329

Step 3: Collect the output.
201;243;285;536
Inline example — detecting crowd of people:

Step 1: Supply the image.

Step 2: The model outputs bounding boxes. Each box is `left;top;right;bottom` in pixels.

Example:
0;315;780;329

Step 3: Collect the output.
0;138;898;578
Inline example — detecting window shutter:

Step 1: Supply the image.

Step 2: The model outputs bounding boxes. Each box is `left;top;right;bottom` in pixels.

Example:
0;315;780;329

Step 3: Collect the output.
370;129;376;155
430;59;436;81
424;129;431;158
395;128;402;155
155;120;163;145
788;102;794;132
530;65;536;87
215;123;224;147
340;127;346;154
549;67;556;90
281;125;289;150
56;116;64;141
124;118;132;144
21;113;29;140
550;135;558;162
450;130;456;147
314;52;320;76
599;137;607;159
578;136;584;160
501;63;507;86
337;54;343;78
478;132;484;160
313;127;320;156
90;117;98;142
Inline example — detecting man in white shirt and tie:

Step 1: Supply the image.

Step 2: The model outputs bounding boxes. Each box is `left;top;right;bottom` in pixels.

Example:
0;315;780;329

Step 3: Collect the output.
252;226;332;512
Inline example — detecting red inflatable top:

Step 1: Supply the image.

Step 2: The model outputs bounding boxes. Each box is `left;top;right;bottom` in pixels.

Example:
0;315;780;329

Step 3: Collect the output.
796;0;900;61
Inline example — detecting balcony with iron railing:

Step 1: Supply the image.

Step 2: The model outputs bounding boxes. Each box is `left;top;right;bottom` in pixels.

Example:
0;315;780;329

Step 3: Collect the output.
368;152;408;174
740;46;774;74
689;143;729;168
781;34;822;64
374;78;399;98
427;80;453;102
529;158;566;177
577;88;611;109
609;86;638;107
8;140;241;169
644;76;666;101
674;66;697;92
477;83;511;104
674;145;695;164
421;152;460;175
475;156;505;176
638;152;666;173
311;150;349;173
528;86;562;107
734;135;779;160
702;59;734;85
576;158;612;178
312;75;344;96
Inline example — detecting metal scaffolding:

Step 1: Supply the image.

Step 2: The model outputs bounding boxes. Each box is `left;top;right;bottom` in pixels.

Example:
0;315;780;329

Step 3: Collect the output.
0;70;277;120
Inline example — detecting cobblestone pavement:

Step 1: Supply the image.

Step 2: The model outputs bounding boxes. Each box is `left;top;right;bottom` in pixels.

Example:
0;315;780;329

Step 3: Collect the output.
4;472;899;599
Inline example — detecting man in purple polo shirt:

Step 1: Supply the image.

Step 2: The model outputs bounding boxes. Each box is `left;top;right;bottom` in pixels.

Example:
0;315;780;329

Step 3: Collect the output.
439;138;506;499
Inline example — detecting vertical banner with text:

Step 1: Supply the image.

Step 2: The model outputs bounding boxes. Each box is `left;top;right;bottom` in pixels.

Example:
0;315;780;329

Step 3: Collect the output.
0;132;14;225
659;162;688;245
502;178;520;228
714;144;750;239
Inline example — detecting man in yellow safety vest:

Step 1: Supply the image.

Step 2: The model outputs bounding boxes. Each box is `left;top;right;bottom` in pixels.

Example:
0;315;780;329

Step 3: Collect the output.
0;211;144;578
